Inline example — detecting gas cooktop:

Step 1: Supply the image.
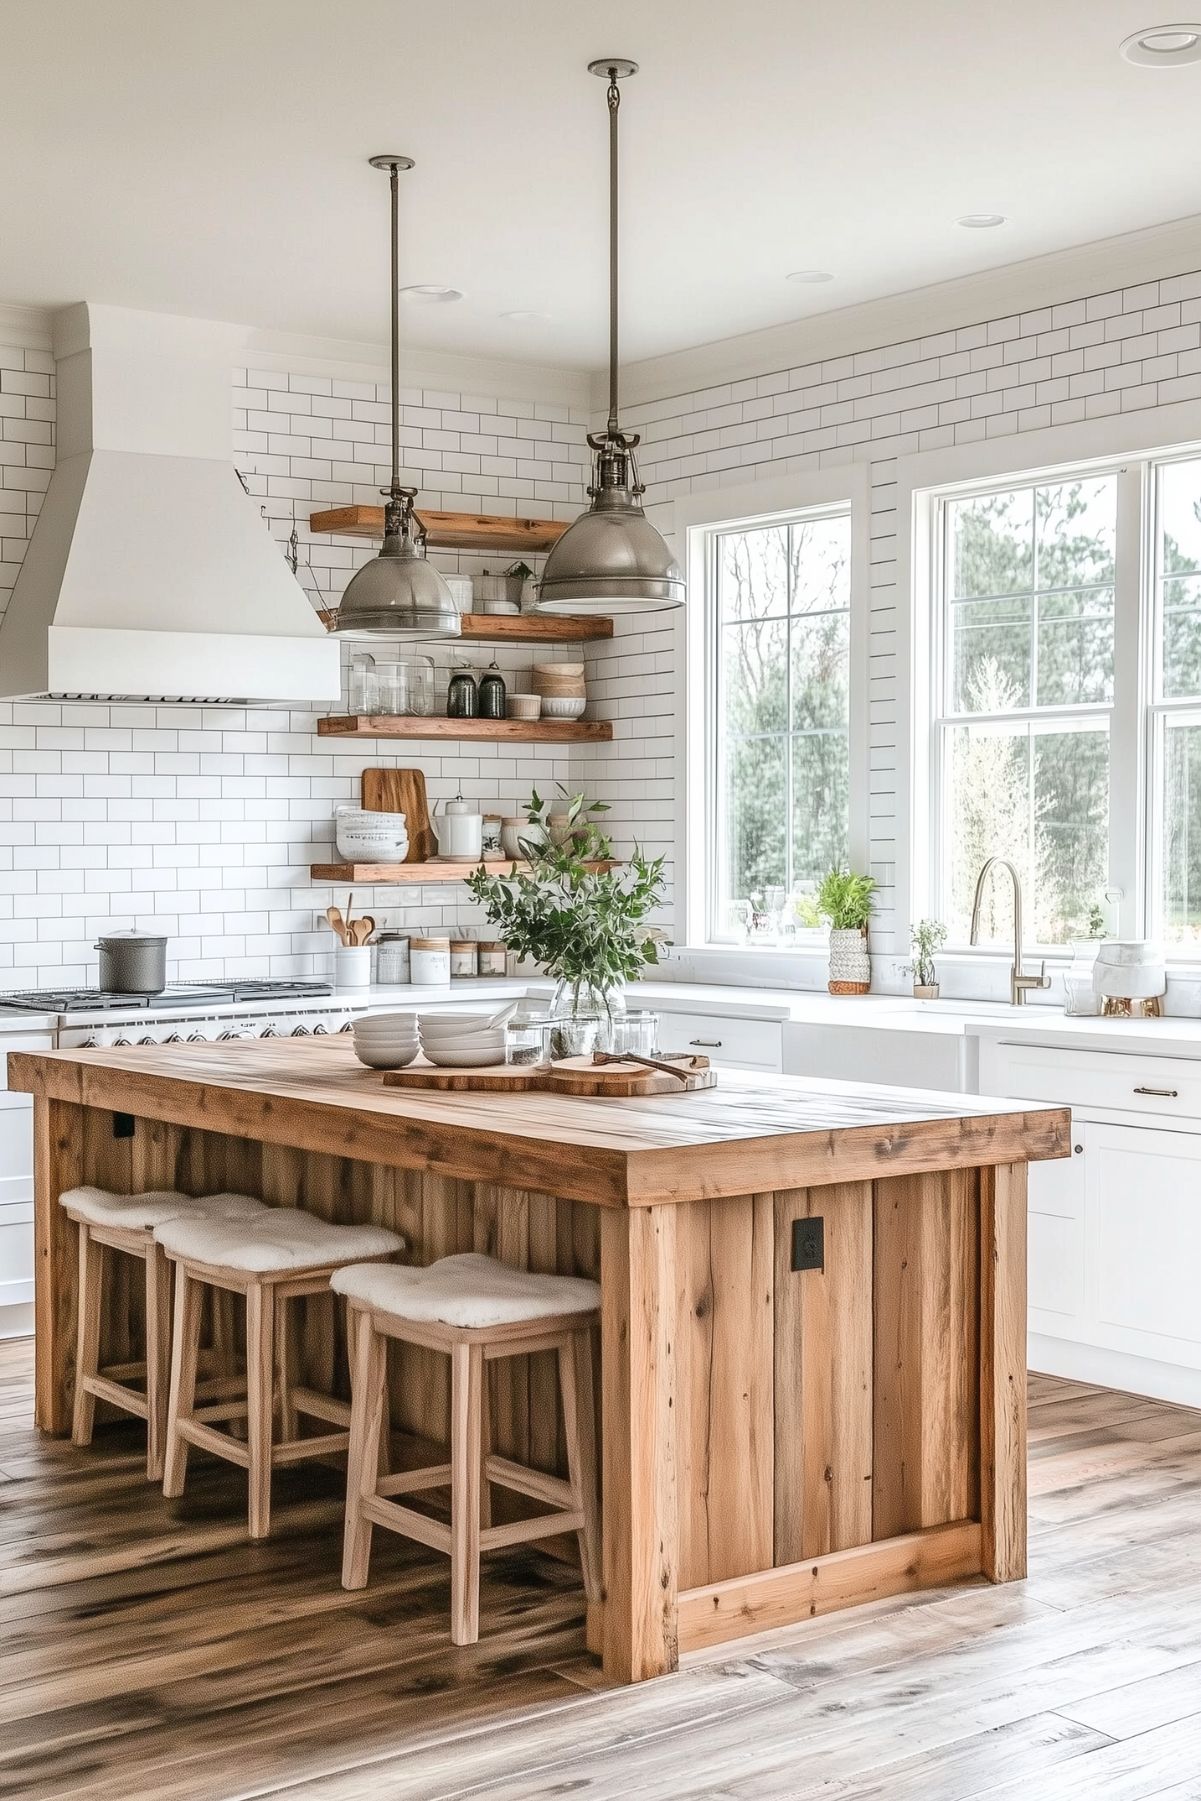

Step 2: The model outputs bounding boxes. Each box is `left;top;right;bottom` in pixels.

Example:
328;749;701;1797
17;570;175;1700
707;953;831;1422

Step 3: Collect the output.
1;980;334;1014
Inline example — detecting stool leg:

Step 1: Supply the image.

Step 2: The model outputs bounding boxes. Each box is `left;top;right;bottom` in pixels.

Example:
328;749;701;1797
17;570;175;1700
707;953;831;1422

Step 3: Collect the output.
72;1224;103;1448
143;1243;173;1482
450;1342;483;1647
163;1266;203;1498
245;1282;276;1540
479;1367;493;1530
343;1307;387;1590
559;1326;602;1604
275;1296;298;1444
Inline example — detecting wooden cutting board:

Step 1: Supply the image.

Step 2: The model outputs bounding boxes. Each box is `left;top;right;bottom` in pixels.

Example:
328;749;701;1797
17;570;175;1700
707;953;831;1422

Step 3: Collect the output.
382;1055;717;1097
361;767;435;863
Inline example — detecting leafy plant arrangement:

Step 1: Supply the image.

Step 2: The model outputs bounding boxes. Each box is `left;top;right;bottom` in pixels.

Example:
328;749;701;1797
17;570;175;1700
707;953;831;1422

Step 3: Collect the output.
464;788;666;1021
905;917;948;994
815;868;877;931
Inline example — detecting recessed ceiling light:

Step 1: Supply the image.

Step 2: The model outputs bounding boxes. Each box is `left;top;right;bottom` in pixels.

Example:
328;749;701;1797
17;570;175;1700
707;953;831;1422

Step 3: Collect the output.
399;284;463;303
1120;22;1201;63
786;269;833;284
956;213;1007;229
502;308;552;322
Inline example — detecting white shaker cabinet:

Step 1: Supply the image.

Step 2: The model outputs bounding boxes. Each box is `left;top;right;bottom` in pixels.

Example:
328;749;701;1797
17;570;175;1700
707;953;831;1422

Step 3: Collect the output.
0;1030;53;1333
981;1035;1201;1406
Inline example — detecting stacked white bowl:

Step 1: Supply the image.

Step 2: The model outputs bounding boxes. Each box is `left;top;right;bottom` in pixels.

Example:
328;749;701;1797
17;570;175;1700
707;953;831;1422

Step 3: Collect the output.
418;1011;508;1068
352;1011;420;1069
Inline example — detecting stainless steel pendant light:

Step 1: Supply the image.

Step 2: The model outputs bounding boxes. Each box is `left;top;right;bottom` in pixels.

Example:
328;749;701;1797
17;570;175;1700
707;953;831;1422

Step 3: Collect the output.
333;156;461;641
536;61;684;615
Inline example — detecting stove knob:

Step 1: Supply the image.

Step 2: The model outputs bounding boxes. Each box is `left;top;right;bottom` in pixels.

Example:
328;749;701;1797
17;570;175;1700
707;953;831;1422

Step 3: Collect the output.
218;1029;242;1041
137;1035;156;1046
312;1023;328;1035
80;1036;97;1049
260;1024;278;1038
188;1032;206;1043
338;1019;354;1033
290;1024;310;1036
164;1033;182;1044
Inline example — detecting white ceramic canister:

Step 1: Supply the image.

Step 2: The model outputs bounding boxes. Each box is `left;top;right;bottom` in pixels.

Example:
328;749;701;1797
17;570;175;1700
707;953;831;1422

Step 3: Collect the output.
375;932;411;984
410;935;451;985
449;938;479;979
432;794;484;862
335;945;372;989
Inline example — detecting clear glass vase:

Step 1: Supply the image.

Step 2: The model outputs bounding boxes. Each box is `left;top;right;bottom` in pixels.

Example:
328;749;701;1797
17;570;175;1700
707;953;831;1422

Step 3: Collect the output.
549;977;626;1057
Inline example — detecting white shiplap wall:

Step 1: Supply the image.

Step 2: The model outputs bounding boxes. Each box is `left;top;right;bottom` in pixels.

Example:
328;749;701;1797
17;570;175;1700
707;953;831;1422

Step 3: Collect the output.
0;340;594;990
588;267;1201;958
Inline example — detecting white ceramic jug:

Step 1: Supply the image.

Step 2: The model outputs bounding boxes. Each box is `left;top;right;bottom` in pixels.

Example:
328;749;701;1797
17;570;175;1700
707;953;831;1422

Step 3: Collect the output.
432;793;484;862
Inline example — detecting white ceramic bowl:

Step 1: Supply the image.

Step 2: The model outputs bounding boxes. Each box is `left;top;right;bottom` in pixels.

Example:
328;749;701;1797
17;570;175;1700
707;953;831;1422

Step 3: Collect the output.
420;1041;507;1068
334;806;409;863
508;694;542;720
354;1027;419;1045
418;1031;507;1058
418;1026;507;1051
417;1012;504;1037
538;696;587;720
353;1041;420;1069
355;1013;419;1034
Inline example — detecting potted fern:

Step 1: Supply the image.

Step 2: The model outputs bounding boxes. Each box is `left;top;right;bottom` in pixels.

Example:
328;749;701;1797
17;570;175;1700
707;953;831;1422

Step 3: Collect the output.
906;918;947;999
465;788;665;1050
816;868;876;995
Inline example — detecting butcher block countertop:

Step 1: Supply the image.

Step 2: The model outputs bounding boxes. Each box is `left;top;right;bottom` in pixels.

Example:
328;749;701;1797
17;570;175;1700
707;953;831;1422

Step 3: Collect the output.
8;1035;1070;1208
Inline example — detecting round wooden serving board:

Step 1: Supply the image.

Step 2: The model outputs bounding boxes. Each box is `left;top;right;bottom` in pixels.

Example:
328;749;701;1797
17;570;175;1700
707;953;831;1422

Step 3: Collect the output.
381;1056;716;1096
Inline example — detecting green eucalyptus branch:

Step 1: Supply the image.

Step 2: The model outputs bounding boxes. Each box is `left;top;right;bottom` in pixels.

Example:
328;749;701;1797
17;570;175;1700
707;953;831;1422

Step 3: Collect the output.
465;788;667;993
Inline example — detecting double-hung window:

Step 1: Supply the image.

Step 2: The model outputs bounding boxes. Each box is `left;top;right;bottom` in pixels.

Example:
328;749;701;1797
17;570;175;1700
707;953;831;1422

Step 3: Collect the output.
706;507;852;940
929;447;1201;954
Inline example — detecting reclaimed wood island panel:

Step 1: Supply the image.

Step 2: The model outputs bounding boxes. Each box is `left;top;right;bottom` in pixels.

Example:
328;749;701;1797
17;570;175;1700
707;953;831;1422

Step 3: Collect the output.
9;1037;1069;1685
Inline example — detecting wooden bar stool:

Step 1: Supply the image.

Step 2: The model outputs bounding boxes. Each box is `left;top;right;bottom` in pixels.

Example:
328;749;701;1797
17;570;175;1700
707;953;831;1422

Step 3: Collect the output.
155;1208;404;1539
60;1186;269;1480
331;1252;601;1647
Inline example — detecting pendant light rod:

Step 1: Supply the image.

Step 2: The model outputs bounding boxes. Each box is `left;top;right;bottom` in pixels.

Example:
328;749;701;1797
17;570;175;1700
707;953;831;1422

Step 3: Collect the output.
368;153;414;495
589;58;637;439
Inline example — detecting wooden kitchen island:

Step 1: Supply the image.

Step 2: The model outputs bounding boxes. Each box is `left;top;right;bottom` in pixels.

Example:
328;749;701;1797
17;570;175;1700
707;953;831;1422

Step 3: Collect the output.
10;1037;1068;1685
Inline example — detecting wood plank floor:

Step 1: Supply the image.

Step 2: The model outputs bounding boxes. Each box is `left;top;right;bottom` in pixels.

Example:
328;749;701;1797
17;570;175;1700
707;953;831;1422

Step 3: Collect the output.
2;1343;1201;1800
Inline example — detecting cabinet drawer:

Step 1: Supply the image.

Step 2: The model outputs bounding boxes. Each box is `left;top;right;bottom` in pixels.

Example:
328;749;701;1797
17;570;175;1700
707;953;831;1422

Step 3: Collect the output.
986;1040;1201;1122
655;1011;782;1070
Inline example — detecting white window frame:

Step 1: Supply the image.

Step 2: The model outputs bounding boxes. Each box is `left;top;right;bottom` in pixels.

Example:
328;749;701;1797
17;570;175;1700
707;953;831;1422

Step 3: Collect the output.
671;466;871;952
898;396;1201;962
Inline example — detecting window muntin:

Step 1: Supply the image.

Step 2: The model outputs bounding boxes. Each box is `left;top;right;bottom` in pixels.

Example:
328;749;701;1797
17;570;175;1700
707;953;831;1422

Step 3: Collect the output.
711;510;851;939
1153;455;1201;944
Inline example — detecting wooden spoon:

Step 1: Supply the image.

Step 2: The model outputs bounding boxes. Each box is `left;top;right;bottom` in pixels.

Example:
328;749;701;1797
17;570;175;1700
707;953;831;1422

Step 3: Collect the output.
353;916;375;946
590;1050;707;1084
325;905;348;945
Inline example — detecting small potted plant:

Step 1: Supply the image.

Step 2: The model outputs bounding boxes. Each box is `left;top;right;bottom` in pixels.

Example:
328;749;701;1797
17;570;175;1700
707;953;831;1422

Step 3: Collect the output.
906;918;947;1000
816;868;876;994
465;787;665;1052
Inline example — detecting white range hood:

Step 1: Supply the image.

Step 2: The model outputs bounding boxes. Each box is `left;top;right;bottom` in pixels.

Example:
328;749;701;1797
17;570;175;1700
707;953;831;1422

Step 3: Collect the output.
0;303;341;705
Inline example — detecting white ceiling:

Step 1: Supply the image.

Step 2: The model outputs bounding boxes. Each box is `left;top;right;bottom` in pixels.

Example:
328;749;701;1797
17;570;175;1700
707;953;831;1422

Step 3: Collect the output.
3;0;1201;372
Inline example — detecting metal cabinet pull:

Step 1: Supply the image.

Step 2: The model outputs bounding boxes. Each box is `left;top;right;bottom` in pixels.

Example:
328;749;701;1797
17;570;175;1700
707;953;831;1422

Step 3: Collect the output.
1133;1085;1178;1098
689;1037;722;1047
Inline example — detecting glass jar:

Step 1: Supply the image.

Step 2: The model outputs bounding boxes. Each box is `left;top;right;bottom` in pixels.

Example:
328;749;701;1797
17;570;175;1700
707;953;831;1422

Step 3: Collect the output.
611;1009;659;1058
549;977;625;1056
375;932;411;984
449;938;478;979
505;1010;550;1066
478;940;507;977
478;661;507;720
349;653;377;714
447;664;478;719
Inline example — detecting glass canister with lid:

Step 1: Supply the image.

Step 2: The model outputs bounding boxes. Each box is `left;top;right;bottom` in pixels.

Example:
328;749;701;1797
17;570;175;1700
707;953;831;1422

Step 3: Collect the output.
375;931;411;984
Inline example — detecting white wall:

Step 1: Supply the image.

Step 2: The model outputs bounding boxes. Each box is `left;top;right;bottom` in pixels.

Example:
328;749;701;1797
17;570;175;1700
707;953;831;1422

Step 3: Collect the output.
0;328;594;991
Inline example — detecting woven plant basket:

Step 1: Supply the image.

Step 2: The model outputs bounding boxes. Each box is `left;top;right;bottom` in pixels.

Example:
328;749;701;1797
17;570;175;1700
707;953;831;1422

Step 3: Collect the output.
828;926;870;995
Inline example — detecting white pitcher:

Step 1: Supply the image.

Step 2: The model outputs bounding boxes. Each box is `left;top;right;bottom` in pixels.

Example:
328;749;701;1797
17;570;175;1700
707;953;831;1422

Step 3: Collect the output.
432;793;484;862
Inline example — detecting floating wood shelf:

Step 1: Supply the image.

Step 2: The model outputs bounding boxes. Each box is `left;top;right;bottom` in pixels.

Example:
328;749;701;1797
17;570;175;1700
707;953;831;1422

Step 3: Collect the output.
309;506;569;552
316;607;612;643
311;857;616;884
316;716;612;743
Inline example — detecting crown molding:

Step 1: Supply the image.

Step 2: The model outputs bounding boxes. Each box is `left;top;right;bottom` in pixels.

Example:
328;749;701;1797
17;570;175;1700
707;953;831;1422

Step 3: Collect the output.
0;300;590;409
608;211;1201;413
0;302;52;350
231;322;591;409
